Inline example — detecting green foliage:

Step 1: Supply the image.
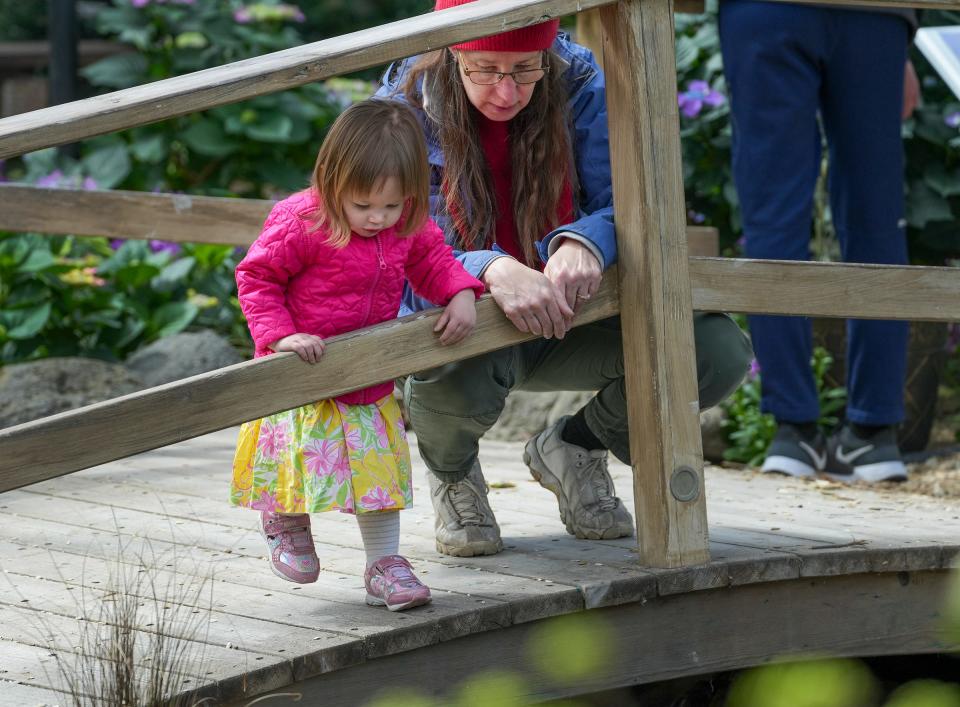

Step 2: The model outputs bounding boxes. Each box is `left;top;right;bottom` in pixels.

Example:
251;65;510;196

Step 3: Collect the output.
904;9;960;264
884;680;960;707
721;344;846;466
69;0;348;198
727;658;879;707
0;231;245;363
528;612;613;685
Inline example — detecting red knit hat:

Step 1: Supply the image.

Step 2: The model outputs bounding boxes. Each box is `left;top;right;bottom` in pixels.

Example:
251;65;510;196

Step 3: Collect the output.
435;0;559;52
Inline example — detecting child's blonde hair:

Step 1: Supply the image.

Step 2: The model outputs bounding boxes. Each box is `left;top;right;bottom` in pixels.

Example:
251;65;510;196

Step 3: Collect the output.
311;99;430;247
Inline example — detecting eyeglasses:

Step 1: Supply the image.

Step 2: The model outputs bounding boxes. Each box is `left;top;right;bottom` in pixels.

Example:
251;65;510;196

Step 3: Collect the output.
456;51;550;85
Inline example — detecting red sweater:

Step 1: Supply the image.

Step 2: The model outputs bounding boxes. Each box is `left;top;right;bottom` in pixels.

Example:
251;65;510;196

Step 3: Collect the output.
477;114;573;269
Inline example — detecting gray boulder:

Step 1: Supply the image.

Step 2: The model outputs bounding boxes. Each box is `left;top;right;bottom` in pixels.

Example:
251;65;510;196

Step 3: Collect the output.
0;357;143;429
125;330;243;387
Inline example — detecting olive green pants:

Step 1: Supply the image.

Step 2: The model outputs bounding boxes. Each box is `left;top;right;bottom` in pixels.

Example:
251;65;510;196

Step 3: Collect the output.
405;313;753;483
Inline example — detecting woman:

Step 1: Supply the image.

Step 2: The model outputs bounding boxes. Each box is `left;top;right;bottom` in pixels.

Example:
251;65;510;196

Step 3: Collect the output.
377;0;753;557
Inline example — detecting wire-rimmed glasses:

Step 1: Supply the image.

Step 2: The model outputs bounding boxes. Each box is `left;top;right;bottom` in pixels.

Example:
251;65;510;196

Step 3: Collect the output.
456;51;550;85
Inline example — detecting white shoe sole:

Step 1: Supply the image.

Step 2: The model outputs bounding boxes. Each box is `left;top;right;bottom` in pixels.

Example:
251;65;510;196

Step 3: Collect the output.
366;593;432;611
760;455;817;478
824;460;907;484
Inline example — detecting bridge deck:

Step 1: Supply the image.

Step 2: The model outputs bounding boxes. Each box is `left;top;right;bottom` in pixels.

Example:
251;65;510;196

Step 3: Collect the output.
1;429;957;705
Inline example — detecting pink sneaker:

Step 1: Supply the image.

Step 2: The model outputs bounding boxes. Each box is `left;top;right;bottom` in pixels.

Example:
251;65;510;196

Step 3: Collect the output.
259;512;320;584
364;555;432;611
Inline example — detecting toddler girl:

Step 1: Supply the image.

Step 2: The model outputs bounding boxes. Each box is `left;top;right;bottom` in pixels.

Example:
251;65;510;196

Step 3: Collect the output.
231;99;484;611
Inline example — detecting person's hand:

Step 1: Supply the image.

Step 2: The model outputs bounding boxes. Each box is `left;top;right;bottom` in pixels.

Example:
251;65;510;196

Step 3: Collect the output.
483;257;574;338
435;289;477;345
903;59;921;120
270;333;326;363
542;237;602;313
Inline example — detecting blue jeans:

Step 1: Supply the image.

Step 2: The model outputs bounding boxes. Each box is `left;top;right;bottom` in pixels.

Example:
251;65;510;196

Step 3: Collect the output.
719;0;910;425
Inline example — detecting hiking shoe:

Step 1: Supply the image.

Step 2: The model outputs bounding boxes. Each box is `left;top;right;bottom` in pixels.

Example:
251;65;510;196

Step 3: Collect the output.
523;415;634;540
429;461;503;557
760;423;827;478
825;424;907;483
364;555;432;611
259;512;320;584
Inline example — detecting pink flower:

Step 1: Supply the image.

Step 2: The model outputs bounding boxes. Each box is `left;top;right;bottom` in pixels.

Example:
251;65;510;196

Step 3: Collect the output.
372;414;389;448
257;420;290;460
131;0;150;7
303;438;345;478
250;490;283;512
233;7;252;22
360;486;396;511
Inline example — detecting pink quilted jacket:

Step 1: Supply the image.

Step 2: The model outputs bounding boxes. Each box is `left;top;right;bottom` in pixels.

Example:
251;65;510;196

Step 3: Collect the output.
236;189;485;405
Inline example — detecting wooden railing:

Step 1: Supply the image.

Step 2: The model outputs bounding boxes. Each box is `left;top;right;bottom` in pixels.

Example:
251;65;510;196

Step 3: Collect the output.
1;0;957;568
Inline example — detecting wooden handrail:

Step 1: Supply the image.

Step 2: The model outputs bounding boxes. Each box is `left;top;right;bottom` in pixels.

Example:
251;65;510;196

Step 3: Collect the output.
2;256;958;494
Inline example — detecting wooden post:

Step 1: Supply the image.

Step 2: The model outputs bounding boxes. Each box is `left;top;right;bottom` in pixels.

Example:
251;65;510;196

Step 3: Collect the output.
600;0;709;567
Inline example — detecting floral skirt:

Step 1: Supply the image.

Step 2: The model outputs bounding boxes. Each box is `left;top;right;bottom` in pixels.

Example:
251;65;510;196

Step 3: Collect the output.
230;394;412;515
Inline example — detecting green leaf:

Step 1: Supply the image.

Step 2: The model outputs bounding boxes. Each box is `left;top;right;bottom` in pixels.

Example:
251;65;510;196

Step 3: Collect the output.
907;181;955;229
152;301;199;338
675;35;699;73
924;165;960;197
245;114;294;143
115;262;161;290
131;133;167;164
19;247;57;273
80;53;148;89
82;143;131;189
152;256;196;292
1;303;51;339
181;118;241;158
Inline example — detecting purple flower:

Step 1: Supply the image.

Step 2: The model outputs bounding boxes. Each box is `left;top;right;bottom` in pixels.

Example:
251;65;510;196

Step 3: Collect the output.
110;239;125;250
678;80;725;119
233;7;252;23
131;0;150;6
148;239;182;256
747;358;761;381
82;176;98;191
687;208;706;224
945;111;960;129
36;169;64;188
947;323;960;355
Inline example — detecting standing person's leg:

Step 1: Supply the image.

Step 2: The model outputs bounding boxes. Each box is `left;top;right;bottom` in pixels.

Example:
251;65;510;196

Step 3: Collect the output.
521;313;751;537
820;10;910;482
719;0;828;476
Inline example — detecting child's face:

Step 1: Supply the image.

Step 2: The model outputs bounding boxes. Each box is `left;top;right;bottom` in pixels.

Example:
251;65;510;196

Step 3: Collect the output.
342;176;406;238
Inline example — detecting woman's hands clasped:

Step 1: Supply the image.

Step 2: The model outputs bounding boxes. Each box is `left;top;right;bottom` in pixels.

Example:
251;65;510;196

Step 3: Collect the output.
483;238;601;339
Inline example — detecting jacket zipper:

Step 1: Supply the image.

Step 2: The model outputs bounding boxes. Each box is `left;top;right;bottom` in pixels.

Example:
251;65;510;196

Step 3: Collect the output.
360;233;386;328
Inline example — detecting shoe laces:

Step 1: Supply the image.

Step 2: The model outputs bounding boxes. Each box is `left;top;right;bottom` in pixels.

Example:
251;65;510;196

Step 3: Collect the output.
439;480;485;526
577;453;618;512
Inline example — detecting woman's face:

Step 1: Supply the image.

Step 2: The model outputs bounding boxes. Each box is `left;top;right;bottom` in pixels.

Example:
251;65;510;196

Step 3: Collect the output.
454;49;543;122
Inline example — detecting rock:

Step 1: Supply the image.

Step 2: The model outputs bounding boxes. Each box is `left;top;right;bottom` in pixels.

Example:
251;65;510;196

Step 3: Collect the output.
0;357;143;428
125;330;243;387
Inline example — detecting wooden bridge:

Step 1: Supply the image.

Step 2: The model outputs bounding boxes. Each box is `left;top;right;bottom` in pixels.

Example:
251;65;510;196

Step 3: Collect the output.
1;0;959;703
1;431;957;705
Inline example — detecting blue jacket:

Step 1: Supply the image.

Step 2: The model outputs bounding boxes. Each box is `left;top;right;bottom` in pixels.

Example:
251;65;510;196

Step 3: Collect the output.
375;33;615;314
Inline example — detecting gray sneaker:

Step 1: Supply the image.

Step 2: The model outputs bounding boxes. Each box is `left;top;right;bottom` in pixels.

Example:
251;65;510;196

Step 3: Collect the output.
428;461;503;557
523;416;634;540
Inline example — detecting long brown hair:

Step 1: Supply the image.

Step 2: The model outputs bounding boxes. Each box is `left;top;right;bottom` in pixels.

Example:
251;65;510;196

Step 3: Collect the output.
400;49;575;265
311;99;430;248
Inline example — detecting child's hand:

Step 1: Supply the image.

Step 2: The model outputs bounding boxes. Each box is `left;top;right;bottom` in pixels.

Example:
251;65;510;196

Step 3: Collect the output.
270;333;326;363
435;289;477;345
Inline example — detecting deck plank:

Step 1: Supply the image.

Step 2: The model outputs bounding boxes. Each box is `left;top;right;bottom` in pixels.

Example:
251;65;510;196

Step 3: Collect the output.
2;428;958;704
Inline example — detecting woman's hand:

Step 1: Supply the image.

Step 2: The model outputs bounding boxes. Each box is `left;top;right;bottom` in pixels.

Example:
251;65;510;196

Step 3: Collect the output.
543;237;602;313
483;257;574;339
270;333;326;363
435;289;477;345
